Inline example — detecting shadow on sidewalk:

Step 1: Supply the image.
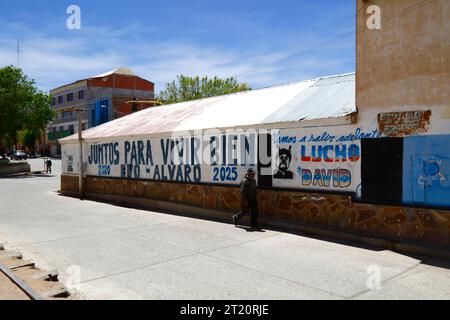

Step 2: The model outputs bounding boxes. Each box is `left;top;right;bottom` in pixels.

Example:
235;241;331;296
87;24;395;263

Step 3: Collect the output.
1;173;56;179
57;191;450;267
236;226;266;233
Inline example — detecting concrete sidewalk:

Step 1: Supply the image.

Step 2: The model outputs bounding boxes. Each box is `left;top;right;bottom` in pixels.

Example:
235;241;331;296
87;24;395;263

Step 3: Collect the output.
0;159;449;300
0;272;29;300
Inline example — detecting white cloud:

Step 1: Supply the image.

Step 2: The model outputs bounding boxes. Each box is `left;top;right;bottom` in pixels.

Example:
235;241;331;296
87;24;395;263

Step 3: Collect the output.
0;19;354;93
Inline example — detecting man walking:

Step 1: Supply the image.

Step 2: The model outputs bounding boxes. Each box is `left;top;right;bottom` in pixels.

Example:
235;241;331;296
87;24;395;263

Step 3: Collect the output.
233;168;260;230
46;158;52;174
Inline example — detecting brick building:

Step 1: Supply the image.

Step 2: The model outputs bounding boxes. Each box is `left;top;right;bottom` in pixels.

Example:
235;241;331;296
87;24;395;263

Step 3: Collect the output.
47;67;155;157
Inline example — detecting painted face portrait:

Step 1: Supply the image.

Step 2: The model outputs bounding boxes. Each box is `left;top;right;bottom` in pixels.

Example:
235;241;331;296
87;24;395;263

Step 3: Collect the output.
274;146;294;180
68;155;74;172
279;153;291;171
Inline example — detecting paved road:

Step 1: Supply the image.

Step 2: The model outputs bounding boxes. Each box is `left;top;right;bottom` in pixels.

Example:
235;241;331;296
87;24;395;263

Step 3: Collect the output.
0;159;449;300
0;273;28;300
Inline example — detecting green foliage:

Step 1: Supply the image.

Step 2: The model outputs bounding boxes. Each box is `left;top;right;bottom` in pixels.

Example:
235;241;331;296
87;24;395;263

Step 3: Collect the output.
158;75;251;104
17;129;38;150
0;66;55;151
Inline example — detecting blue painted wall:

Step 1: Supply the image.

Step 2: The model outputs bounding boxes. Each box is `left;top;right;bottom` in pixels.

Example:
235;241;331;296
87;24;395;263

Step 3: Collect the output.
403;135;450;207
89;98;111;128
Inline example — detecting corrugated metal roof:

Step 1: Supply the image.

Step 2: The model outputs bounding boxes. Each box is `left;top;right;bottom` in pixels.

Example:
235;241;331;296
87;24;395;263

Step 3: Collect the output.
61;73;356;142
263;73;355;123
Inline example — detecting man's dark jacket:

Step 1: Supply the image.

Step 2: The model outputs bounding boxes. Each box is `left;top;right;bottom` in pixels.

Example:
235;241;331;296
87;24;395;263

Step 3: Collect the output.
240;176;257;212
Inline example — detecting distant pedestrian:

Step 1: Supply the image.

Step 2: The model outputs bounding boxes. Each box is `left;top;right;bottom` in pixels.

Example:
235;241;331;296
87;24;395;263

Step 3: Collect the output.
46;158;52;174
233;168;260;230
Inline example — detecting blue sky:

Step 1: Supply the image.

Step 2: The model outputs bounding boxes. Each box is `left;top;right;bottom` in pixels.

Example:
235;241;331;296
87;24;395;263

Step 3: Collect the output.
0;0;356;93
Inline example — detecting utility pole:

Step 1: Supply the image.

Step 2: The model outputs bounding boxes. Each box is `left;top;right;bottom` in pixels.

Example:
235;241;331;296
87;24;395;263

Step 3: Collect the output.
77;109;84;200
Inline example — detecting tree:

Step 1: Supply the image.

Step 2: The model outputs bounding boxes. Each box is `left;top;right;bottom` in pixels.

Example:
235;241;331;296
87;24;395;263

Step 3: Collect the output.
24;92;54;134
0;66;55;156
17;129;38;150
158;75;251;104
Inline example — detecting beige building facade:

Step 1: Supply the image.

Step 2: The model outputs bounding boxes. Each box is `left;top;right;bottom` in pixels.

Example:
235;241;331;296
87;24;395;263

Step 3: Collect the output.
357;0;450;112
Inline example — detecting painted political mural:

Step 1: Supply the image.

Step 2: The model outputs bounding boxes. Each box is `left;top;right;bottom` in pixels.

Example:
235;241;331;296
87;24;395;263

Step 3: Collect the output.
272;127;382;193
61;126;386;194
62;131;258;186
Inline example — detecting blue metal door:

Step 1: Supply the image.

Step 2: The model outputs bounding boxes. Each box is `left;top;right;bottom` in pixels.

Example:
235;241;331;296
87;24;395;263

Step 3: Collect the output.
411;155;449;206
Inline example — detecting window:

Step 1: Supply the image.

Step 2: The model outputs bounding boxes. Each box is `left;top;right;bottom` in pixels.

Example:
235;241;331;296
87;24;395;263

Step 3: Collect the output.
67;93;74;102
58;96;63;104
68;125;75;134
78;90;84;99
131;97;138;113
58;126;64;132
51;98;56;106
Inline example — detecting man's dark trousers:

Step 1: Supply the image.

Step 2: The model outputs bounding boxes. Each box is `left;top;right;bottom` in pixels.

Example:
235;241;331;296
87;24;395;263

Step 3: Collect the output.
235;200;259;228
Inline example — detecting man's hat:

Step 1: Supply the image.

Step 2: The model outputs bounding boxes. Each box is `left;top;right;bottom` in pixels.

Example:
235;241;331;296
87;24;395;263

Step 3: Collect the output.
247;168;256;174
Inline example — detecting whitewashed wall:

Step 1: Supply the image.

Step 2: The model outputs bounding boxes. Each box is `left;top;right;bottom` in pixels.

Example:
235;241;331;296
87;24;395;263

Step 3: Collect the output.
62;132;258;186
272;126;381;194
62;122;384;195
